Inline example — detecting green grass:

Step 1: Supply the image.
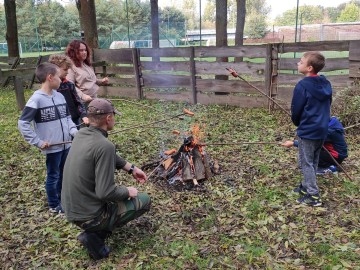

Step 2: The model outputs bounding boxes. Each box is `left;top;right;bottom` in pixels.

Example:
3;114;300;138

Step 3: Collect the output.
0;87;359;269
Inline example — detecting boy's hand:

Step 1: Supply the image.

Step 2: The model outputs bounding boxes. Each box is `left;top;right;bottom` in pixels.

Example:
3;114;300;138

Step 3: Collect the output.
82;117;89;125
40;142;50;149
82;94;93;102
281;141;294;148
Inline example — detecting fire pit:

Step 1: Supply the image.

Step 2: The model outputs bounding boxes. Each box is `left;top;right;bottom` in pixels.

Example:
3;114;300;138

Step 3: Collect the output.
143;125;214;190
160;135;212;186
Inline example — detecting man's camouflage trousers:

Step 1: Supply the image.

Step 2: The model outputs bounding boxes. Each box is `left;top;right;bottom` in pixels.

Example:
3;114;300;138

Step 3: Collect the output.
74;193;151;232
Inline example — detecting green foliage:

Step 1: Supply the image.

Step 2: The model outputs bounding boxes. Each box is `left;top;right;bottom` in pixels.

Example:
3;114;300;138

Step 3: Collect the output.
0;85;359;269
274;5;325;26
245;11;268;38
337;2;360;22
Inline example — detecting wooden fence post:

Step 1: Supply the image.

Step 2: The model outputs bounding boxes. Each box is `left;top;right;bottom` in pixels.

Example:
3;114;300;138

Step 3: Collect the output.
265;44;273;112
14;76;25;110
190;46;197;104
132;48;143;99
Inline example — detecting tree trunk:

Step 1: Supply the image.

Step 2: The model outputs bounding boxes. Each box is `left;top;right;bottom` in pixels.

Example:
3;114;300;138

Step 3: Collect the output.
76;0;99;49
4;0;19;57
235;0;246;62
215;0;228;82
150;0;160;61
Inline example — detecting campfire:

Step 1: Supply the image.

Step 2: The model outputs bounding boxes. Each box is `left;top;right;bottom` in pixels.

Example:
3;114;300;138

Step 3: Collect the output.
146;124;213;189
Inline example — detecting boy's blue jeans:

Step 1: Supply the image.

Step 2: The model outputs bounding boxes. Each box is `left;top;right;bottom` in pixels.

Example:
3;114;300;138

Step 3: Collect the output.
298;138;323;195
45;148;70;208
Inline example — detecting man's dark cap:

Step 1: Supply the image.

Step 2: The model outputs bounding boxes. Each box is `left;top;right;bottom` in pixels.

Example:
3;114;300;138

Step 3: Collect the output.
87;98;121;116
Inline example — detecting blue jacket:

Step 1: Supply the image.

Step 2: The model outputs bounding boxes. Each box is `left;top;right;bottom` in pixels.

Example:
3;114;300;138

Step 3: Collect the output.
291;75;332;140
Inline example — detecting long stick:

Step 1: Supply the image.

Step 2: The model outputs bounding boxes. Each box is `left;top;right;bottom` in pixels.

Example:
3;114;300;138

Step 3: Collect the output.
226;67;291;116
344;122;360;130
199;142;281;146
49;141;72;147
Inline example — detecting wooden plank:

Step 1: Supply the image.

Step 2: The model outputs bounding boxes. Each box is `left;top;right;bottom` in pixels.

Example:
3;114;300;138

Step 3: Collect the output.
142;74;191;87
280;41;350;53
265;44;272;111
93;48;133;64
141;61;190;72
140;47;191;58
94;66;134;75
278;58;349;71
0;68;35;77
196;79;265;94
196;61;265;76
97;86;138;98
194;45;267;58
277;74;353;87
349;61;360;78
132;48;143;99
108;77;136;85
144;91;192;103
349;40;360;61
197;93;267;107
190;46;197;104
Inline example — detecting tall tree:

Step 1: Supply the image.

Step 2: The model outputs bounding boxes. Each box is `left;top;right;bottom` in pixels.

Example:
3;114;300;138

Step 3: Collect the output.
235;0;246;46
151;0;160;50
183;0;197;30
203;0;215;28
216;0;228;81
4;0;20;57
75;0;99;49
235;0;246;62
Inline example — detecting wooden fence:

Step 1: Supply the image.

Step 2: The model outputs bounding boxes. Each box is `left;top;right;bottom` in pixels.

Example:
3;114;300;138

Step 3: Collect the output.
1;40;360;110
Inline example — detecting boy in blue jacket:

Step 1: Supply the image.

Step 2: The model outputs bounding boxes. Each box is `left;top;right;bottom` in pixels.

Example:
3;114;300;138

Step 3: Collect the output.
282;116;348;174
289;51;332;206
18;63;78;214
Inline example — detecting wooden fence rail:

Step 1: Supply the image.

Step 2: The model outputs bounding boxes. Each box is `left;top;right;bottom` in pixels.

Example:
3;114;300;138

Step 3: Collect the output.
1;40;359;110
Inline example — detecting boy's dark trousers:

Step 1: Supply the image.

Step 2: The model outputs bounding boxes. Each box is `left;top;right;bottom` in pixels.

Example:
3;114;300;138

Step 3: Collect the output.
318;147;344;168
298;138;323;195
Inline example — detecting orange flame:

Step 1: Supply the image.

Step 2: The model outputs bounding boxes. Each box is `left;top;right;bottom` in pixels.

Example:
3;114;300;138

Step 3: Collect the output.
190;123;206;145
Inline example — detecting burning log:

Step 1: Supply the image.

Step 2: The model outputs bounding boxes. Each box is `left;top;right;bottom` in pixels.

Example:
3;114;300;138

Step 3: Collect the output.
159;136;212;187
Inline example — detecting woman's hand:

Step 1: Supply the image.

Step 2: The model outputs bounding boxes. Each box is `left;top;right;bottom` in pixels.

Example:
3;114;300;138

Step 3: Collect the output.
82;94;93;102
101;77;109;85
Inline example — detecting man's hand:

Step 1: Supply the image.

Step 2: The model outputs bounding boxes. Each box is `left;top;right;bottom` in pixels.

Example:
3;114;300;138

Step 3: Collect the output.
281;140;294;148
127;187;138;198
132;167;147;184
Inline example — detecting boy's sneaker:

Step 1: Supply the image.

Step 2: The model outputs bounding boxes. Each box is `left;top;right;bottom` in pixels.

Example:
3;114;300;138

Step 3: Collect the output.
292;184;307;195
297;193;322;207
316;165;337;175
49;205;65;214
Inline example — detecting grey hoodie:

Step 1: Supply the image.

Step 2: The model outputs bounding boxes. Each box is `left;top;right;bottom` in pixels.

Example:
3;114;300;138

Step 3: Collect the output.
18;89;78;154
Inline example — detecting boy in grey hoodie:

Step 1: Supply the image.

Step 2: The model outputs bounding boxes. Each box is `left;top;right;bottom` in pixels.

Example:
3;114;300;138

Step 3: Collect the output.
18;63;78;214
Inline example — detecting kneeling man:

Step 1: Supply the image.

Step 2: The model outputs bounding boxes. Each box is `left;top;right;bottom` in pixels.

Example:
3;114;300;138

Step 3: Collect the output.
62;98;151;260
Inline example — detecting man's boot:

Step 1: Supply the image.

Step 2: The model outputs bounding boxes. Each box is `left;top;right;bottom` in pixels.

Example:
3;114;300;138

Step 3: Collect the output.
77;231;111;260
